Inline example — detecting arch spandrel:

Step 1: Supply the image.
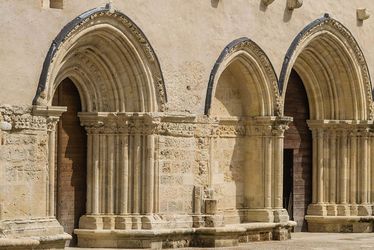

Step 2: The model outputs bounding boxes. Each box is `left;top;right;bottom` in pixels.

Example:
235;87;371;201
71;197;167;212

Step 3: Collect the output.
279;14;374;120
33;4;167;113
205;37;281;117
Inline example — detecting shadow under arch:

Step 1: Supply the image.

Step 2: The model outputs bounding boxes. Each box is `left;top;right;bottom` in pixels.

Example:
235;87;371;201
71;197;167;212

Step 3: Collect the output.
204;38;289;225
33;3;167;112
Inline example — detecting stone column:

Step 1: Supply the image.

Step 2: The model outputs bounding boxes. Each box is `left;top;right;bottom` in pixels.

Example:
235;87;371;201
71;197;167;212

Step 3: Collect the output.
145;134;155;214
358;127;371;215
33;106;66;218
92;133;100;214
337;128;349;216
119;129;129;215
46;117;59;217
272;117;291;223
327;129;337;215
307;121;327;216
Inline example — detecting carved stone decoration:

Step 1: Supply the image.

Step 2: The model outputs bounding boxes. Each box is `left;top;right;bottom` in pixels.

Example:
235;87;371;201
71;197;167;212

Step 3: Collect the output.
287;0;303;10
33;4;168;113
357;8;370;21
262;0;275;6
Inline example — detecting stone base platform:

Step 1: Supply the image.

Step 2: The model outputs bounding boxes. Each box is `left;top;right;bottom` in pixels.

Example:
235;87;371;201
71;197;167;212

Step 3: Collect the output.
306;216;374;233
0;217;71;249
75;221;296;249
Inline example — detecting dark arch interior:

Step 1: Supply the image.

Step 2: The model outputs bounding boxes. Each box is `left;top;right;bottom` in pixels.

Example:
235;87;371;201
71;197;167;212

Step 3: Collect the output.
52;78;87;246
283;69;312;232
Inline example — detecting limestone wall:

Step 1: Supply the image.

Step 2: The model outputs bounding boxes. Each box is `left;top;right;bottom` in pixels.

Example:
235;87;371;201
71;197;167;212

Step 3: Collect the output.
0;106;48;220
0;0;373;114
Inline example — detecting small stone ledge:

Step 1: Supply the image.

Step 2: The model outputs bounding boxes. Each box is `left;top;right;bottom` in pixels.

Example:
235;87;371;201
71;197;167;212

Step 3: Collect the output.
75;221;295;248
0;218;70;249
306;216;374;233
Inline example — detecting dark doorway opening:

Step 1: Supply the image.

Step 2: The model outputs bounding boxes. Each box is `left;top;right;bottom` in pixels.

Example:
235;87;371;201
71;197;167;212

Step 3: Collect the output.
53;78;87;246
283;148;293;220
284;69;312;232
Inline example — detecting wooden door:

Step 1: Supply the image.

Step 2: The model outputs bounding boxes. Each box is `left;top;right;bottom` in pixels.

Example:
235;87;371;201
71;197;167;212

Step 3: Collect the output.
53;78;87;246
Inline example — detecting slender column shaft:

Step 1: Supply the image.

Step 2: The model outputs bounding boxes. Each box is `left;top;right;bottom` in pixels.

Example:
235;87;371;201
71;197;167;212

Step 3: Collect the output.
92;134;100;214
154;136;160;213
264;136;272;208
120;134;129;214
146;134;155;214
349;131;356;204
99;134;107;213
317;129;324;203
141;135;147;214
107;134;115;214
340;130;348;204
312;129;317;203
86;133;93;214
133;134;141;214
361;132;368;204
323;131;329;203
329;130;336;203
48;128;56;217
273;132;283;208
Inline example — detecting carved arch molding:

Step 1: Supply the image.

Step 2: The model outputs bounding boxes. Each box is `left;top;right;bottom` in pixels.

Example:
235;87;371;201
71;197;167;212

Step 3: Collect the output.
279;13;374;120
33;4;167;112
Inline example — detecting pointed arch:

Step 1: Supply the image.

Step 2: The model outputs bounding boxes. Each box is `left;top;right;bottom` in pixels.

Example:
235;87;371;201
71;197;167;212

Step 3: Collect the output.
279;14;373;120
32;4;167;112
205;37;281;117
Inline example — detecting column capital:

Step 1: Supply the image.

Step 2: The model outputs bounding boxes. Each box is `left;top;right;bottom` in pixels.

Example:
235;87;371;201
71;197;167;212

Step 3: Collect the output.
33;105;67;132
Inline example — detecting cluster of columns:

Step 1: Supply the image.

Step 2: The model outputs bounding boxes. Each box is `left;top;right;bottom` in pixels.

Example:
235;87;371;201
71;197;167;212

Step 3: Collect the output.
77;112;160;229
307;120;373;216
237;116;292;223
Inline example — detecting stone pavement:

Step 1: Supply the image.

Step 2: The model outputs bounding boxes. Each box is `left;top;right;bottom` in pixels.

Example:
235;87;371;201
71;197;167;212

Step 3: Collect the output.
67;232;374;249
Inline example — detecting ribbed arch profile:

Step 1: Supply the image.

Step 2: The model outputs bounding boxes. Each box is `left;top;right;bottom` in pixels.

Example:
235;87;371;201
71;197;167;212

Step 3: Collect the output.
33;4;167;112
204;37;281;117
279;14;373;120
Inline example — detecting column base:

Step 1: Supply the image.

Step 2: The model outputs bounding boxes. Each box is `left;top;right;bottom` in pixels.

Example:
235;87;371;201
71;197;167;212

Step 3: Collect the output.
337;204;350;216
80;214;169;230
307;203;327;216
326;204;337;216
358;205;372;216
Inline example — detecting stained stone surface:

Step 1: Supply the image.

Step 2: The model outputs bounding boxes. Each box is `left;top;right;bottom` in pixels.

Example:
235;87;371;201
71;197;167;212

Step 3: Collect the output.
65;233;374;250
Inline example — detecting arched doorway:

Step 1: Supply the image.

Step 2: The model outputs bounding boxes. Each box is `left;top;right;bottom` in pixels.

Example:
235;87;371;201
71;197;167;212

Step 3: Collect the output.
283;69;312;232
205;38;288;224
33;5;168;247
52;78;87;246
280;15;373;232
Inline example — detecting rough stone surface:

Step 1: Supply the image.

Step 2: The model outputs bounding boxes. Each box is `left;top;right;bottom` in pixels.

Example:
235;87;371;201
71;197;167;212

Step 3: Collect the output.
1;1;374;249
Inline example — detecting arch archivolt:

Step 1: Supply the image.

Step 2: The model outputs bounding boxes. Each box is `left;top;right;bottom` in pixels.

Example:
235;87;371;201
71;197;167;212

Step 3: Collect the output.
279;15;373;120
206;38;282;117
34;9;167;112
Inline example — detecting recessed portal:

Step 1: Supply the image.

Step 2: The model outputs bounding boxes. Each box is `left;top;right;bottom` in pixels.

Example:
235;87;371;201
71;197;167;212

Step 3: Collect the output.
284;70;312;232
53;78;87;246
